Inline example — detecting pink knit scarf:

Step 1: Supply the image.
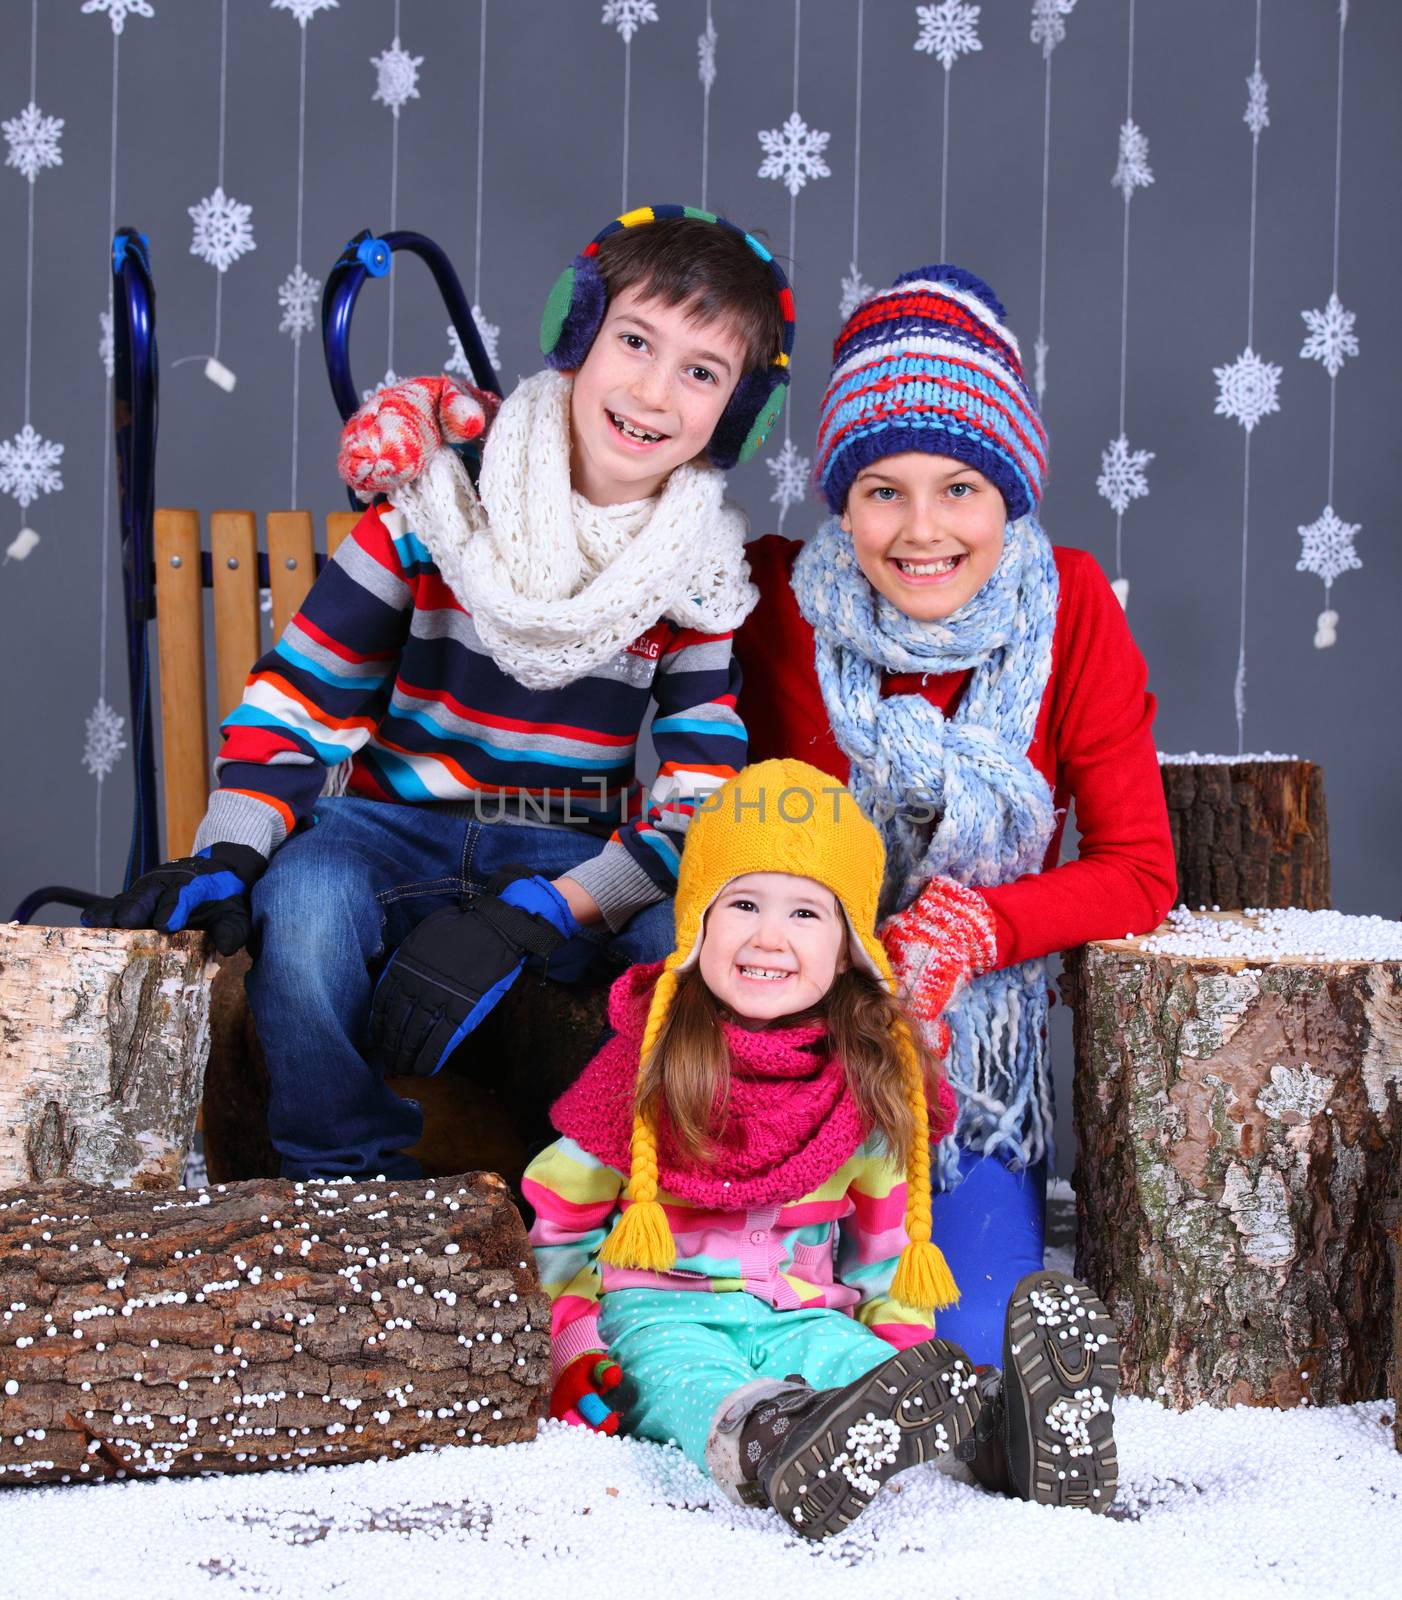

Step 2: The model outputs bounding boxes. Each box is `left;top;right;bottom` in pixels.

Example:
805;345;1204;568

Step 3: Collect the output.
550;962;870;1210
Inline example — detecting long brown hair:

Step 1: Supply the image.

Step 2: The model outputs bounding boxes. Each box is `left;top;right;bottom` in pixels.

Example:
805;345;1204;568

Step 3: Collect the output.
636;963;942;1168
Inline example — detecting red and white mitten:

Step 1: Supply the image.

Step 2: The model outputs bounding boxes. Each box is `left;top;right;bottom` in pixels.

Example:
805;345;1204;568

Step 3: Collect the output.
336;374;499;501
880;877;999;1050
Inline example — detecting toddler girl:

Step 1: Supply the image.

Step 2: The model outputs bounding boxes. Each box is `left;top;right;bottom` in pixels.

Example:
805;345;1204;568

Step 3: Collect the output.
524;760;1120;1539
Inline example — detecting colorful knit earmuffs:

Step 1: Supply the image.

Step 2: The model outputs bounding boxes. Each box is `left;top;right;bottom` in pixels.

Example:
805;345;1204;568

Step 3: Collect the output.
597;758;959;1314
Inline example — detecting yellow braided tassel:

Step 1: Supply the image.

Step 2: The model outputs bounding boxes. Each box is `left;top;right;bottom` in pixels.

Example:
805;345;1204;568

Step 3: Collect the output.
598;1113;676;1271
890;1022;960;1314
598;967;680;1273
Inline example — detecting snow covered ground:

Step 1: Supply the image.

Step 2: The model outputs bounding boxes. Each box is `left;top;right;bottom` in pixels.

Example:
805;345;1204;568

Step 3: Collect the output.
3;1395;1398;1599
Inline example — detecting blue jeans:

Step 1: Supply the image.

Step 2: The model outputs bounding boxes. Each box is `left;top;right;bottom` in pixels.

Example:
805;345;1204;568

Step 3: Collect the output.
928;1149;1048;1366
245;797;674;1181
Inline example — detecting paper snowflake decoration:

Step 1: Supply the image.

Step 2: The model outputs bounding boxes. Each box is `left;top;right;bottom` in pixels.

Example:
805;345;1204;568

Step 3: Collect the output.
1296;505;1361;589
0;424;64;509
914;1;982;71
1244;67;1269;136
445;311;501;380
1299;293;1358;379
839;263;874;321
98;310;114;377
189;186;255;273
371;36;423;116
1111;119;1153;199
602;1;658;43
362;368;400;404
81;0;155;34
698;14;718;90
1029;0;1076;59
1213;347;1281;433
1097;434;1154;517
766;438;810;528
758;112;831;198
1033;335;1049;406
82;697;127;781
277;264;321;339
3;103;63;184
271;0;339;24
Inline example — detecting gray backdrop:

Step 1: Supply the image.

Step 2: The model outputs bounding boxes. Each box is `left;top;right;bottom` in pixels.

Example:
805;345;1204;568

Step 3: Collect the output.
3;1;1398;1167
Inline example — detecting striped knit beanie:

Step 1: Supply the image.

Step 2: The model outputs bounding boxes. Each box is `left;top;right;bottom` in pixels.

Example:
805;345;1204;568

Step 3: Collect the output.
597;759;959;1316
815;265;1048;520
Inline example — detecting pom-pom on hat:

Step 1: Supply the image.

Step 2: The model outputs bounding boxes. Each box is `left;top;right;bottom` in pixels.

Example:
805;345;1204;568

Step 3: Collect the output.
814;264;1048;520
598;758;960;1316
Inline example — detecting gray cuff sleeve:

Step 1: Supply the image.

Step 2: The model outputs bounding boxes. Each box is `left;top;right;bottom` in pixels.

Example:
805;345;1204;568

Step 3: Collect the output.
563;842;668;933
192;790;284;860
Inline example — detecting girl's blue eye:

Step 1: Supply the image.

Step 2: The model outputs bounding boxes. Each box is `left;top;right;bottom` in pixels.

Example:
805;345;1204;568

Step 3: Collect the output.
947;482;973;499
870;486;899;502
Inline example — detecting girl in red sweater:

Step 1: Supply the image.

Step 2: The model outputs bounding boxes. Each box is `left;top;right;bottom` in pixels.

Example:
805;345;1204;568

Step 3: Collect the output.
734;266;1176;1363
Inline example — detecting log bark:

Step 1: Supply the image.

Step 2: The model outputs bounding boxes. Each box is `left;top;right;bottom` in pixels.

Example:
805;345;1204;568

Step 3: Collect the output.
0;1172;549;1485
0;925;215;1189
1159;757;1331;911
201;955;600;1186
1065;914;1402;1410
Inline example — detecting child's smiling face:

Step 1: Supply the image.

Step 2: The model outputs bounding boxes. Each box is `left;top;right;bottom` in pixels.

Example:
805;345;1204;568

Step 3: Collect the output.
569;284;748;505
841;452;1007;622
697;871;848;1026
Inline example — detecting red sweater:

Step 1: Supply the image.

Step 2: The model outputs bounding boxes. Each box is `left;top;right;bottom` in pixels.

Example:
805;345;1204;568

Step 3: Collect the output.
735;536;1177;970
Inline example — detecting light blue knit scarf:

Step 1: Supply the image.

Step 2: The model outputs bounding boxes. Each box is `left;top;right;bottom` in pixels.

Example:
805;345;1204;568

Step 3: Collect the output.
792;515;1060;1181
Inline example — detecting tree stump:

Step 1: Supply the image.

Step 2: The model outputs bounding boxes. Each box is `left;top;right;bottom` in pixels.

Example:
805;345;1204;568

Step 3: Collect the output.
1065;912;1402;1410
0;1172;549;1485
1158;755;1331;911
0;925;215;1189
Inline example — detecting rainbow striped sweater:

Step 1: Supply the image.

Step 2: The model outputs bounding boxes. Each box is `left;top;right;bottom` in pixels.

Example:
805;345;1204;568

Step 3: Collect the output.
523;1136;936;1380
192;504;747;927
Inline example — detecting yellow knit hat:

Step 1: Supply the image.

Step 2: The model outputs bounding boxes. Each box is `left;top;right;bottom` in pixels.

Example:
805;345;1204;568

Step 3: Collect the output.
598;759;958;1314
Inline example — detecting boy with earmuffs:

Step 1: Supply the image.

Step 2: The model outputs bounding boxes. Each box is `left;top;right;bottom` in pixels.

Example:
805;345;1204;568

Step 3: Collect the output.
86;205;795;1181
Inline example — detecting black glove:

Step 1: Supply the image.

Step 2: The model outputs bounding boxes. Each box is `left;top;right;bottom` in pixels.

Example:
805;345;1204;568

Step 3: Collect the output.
368;871;580;1078
81;842;267;957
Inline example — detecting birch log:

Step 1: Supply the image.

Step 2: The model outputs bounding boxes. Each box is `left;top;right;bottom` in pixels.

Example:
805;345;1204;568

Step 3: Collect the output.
1159;757;1331;911
1065;916;1402;1409
0;1172;549;1485
0;925;215;1188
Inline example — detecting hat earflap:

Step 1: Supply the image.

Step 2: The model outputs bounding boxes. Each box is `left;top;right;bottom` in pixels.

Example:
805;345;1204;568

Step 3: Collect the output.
888;1019;961;1315
598;964;681;1273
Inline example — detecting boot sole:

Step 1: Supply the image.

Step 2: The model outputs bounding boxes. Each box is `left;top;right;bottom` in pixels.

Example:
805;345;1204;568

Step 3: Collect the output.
766;1337;982;1539
1003;1269;1120;1512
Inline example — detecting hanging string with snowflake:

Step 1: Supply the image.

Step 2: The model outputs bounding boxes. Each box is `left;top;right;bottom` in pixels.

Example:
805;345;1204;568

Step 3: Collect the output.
366;0;423;399
1212;0;1281;755
913;1;981;258
1028;1;1076;409
758;0;829;532
81;1;153;883
445;1;501;384
698;0;717;211
1;1;64;569
1296;2;1360;650
272;1;336;509
602;1;658;213
175;0;255;393
1094;0;1153;610
838;0;872;322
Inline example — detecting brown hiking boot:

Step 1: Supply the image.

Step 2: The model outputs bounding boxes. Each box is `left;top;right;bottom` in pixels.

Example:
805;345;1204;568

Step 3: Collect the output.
756;1337;983;1540
997;1269;1120;1511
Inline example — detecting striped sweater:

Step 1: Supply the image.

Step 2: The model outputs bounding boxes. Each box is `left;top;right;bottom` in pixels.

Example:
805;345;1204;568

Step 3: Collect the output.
193;504;748;927
524;1136;936;1381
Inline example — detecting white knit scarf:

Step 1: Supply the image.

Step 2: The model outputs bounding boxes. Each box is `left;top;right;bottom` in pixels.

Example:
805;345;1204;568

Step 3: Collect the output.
387;369;757;690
